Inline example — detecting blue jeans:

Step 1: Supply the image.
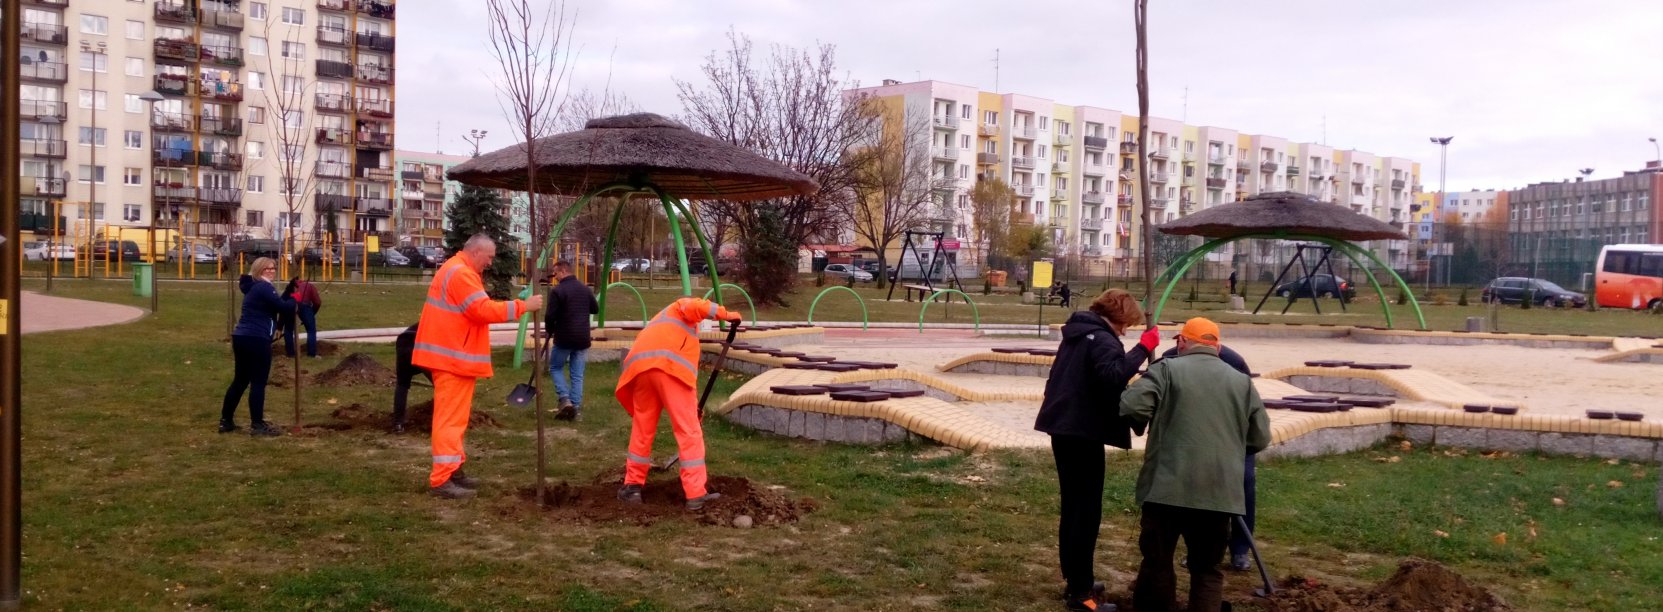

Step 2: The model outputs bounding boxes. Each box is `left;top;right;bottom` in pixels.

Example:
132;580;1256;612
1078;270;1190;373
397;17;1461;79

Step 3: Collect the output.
547;347;588;407
282;305;318;357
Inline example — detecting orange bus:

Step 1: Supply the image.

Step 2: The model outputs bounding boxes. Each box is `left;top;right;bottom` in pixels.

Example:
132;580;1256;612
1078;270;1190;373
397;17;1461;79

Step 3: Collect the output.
1594;244;1663;310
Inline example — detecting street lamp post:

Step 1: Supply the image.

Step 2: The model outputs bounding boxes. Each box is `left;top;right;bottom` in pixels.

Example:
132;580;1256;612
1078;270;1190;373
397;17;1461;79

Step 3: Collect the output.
83;41;106;273
1427;136;1453;291
140;90;165;313
462;129;489;158
1650;137;1660;164
37;115;62;292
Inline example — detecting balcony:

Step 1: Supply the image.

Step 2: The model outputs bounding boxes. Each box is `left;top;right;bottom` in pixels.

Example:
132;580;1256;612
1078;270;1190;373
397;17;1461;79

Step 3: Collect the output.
931;147;958;161
23;0;69;6
1082;245;1104;257
1081;217;1104;231
360;165;395;181
153;185;197;204
1051;189;1069;200
1148;148;1170;160
1150;198;1170;209
1082;164;1105;177
1114;169;1134;181
316;160;352;178
1182;151;1197;164
315;92;351;113
22;99;67;121
423;186;445;199
1206;177;1227;189
355;97;393;117
1082;191;1105;204
200;44;245;68
317;26;351;47
356;64;393;84
356;131;394;150
1012;212;1036;225
205;152;244;171
30;177;68;198
316;128;353;145
977;123;999;137
20;60;67;83
154;75;194;96
202;80;243;101
1117;194;1134;206
1391;179;1406;190
154;2;196;23
357;0;396;19
1208;153;1226;165
316;193;353;212
200;188;244;206
1012;126;1037;140
355;32;396;52
1286;164;1299;175
1083;136;1108;150
1014;185;1035;197
933;115;960;130
1012;156;1035;169
318;0;349;11
21;139;67;159
152;112;195;132
356;197;394;216
203;116;243;136
1113;141;1134;156
21;22;68;46
316;59;354;79
153;148;199;166
203;8;245;31
1052;161;1069;173
401;188;425;200
1260;161;1277;173
1150;172;1169;184
401;169;424;181
1054;133;1071;146
1351;175;1365;185
976;152;999;165
155;39;201;62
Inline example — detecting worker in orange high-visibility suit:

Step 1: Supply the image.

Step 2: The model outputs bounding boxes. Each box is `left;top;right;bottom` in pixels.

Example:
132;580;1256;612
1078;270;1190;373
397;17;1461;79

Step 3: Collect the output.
616;296;742;510
414;234;543;499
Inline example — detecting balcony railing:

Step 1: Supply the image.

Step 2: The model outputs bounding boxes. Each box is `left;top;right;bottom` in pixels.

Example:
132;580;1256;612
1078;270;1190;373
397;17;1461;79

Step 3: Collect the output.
23;0;70;6
933;115;960;129
401;170;424;181
1208;153;1227;165
153;148;199;166
401;189;425;200
20;60;67;83
1206;177;1227;189
1012;126;1037;140
153;186;197;203
1014;185;1035;197
1148;148;1170;160
1083;136;1108;149
155;75;195;96
1260;161;1278;173
318;0;349;10
203;8;245;31
316;93;351;113
1150;172;1169;183
356;64;393;84
155;39;201;62
316;59;354;79
360;166;395;181
1083;164;1106;176
316;160;352;178
1286;164;1299;175
978;123;999;137
356;97;392;117
1011;156;1035;169
200;44;245;67
21;22;68;46
1117;194;1134;206
1082;191;1105;204
931;146;958;161
19;138;65;161
317;26;351;47
357;0;395;18
355;31;396;52
316;128;353;145
1150;198;1170;208
200;188;244;205
1051;189;1069;200
1052;161;1069;173
22;99;67;121
356;131;394;149
31;177;68;198
1080;217;1103;231
205;152;244;170
155;2;196;23
1054;133;1071;146
1011;212;1036;225
316;193;353;212
202;80;243;101
976;152;999;165
423;186;445;199
203;116;243;136
355;197;393;215
152;112;195;132
1082;245;1104;257
1391;179;1406;190
1351;175;1365;185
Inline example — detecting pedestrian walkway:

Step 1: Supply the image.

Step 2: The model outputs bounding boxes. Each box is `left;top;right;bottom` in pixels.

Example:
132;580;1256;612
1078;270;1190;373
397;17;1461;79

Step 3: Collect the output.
20;291;146;334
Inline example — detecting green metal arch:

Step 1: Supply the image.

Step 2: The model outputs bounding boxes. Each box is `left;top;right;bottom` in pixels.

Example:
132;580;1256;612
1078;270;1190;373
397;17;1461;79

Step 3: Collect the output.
808;285;869;330
1147;233;1426;330
701;283;757;327
918;289;981;333
605;282;649;326
513;182;634;368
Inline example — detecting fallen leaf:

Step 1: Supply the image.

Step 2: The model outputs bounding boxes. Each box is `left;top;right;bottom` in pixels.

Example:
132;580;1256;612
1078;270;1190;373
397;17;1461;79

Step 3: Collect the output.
1527;521;1539;541
963;475;986;483
1326;482;1346;488
1399;440;1413;451
1434;530;1450;538
1607;480;1624;488
1605;458;1620;465
1551;497;1566;507
1492;532;1508;546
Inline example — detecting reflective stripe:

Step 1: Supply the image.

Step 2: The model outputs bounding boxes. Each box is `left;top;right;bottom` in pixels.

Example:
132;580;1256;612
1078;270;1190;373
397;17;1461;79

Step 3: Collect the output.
413;342;493;364
626;452;654;465
432;455;463;464
707;303;719;319
678;458;705;468
437;264;462;297
424;296;466;313
646;315;698;337
505;301;518;322
622;349;696;376
460;291;489;310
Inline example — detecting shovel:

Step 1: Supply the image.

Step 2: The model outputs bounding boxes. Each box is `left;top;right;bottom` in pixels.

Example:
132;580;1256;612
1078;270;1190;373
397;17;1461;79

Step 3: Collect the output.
656;322;741;472
505;356;540;407
1235;515;1276;597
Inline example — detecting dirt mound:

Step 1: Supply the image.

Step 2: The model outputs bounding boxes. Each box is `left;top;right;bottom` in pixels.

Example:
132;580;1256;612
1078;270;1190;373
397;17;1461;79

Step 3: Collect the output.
325;401;500;434
269;340;343;357
312;353;396;388
268;359;312;388
514;471;815;527
1255;559;1509;612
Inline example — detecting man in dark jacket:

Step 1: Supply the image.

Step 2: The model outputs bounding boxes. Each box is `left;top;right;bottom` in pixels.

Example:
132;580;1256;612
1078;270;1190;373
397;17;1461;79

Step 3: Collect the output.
1122;318;1270;612
1160;343;1258;573
391;323;429;433
1035;288;1160;611
545;261;598;421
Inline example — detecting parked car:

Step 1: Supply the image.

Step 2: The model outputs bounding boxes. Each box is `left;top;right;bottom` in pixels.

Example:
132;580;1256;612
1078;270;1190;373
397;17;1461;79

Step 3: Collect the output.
78;240;142;262
1273;274;1356;299
394;245;441;268
291;246;341;265
689;257;739;276
822;263;873;282
857;261;882;274
23;240;75;261
222;239;282;262
419;246;448;265
166;244;221;264
339;245;403;267
1480;277;1586;307
610;258;654;273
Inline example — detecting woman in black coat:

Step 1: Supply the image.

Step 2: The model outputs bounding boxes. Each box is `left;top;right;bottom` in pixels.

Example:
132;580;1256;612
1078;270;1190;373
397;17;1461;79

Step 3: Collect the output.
1033;288;1161;610
222;257;297;437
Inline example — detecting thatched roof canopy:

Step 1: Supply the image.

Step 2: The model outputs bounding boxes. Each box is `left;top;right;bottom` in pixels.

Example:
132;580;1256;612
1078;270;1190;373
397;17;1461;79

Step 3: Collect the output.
446;113;817;200
1156;191;1406;241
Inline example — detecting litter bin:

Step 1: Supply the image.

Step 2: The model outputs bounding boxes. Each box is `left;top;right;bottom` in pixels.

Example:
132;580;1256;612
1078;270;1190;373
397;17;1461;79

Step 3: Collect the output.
132;262;154;297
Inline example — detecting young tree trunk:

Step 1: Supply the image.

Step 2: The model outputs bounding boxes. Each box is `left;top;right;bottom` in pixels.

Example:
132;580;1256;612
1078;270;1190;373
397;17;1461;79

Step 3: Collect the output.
1134;0;1156;327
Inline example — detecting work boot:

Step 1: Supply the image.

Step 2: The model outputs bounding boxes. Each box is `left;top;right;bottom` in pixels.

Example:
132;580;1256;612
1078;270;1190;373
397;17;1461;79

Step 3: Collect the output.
249;421;283;437
1064;582;1114;612
553;402;577;421
449;470;480;490
430;481;476;500
389;420;406;434
1231;552;1252;572
218;419;240;434
616;484;643;504
685;492;721;511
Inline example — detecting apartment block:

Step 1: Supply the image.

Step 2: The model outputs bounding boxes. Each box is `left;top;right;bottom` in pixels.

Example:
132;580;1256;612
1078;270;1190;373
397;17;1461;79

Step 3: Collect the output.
392;149;466;248
16;0;398;246
1506;163;1661;285
846;79;1422;275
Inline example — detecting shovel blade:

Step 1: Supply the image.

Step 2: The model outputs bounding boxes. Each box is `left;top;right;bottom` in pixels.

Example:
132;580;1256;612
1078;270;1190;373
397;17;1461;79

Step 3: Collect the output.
506;383;538;407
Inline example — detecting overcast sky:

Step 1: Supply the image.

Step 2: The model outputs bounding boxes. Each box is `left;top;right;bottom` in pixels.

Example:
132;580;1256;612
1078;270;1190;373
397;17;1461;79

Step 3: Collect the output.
395;0;1663;192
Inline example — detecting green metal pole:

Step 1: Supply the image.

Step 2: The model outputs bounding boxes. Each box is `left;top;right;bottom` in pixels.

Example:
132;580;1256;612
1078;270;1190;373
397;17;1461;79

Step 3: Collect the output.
512;182;630;368
656;190;723;307
701;283;756;326
604;282;649;325
657;196;692;296
1330;239;1428;330
595;192;635;328
808;286;869;330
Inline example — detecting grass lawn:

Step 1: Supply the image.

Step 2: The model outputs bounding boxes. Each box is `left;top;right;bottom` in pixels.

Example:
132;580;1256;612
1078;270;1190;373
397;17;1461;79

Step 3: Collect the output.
17;279;1662;609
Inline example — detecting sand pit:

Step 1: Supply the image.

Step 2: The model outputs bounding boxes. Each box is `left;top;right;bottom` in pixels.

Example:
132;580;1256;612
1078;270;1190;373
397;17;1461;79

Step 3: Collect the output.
512;470;815;527
327;401;500;433
312;353;397;388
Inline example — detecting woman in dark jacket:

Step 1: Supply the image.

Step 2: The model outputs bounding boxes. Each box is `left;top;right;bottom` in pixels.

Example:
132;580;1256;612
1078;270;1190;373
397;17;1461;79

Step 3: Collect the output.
221;257;296;436
1034;288;1161;610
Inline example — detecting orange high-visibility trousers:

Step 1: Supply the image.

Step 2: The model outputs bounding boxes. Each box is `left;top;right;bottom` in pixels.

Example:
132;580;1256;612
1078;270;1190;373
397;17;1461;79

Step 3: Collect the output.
621;369;708;499
429;370;477;488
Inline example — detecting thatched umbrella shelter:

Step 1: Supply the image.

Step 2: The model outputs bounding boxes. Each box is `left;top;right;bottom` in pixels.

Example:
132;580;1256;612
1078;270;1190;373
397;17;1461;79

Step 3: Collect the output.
1149;191;1425;329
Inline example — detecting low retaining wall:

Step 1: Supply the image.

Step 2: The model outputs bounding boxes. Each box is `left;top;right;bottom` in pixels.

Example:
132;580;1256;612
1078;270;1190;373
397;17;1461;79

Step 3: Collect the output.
725;404;924;445
943;360;1051;378
1259;424;1392;460
1350;327;1615;350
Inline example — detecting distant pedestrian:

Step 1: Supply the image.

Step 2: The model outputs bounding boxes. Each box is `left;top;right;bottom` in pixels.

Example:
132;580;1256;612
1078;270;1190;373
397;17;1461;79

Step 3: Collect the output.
1228;270;1238;296
1059;282;1072;308
222;257;296;437
1015;265;1029;294
545;261;598;421
279;276;323;358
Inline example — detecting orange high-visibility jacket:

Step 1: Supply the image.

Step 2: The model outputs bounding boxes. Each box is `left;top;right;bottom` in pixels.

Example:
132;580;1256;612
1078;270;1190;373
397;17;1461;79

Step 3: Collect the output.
412;255;527;378
617;297;735;404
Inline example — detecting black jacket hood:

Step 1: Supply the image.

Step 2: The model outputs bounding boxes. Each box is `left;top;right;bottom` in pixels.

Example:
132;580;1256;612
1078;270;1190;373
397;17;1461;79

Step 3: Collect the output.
1061;311;1113;341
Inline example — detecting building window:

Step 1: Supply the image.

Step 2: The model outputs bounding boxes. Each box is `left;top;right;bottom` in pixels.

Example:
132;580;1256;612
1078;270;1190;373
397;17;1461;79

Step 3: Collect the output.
247;106;267;124
77;127;107;146
281;7;304;25
123;168;142;185
124;94;142;113
122;204;142;222
1039;116;1049;130
246;141;265;158
77;165;106;183
247;175;264;193
78;90;107;110
249;37;267;56
983;110;997;125
281;75;303;94
248;72;265;90
77;204;106;221
125;19;144;40
80;15;109;35
124;57;143;77
281;41;305;59
246;210;265;227
124;130;141;149
250;2;267;20
78;52;108;73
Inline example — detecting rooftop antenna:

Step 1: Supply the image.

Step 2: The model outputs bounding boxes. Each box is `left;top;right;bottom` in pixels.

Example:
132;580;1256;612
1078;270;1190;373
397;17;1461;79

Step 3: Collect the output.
993;48;1000;92
435;120;442;154
1321;115;1327;145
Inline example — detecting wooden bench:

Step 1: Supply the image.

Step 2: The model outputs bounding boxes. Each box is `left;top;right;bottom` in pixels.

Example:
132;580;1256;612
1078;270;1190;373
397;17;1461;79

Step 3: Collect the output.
902;284;935;302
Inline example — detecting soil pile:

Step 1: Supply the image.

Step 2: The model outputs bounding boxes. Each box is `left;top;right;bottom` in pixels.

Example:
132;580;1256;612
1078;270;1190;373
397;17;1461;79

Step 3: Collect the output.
268;359;312;388
269;340;343;357
326;401;500;433
312;353;396;388
515;470;815;527
1256;559;1509;612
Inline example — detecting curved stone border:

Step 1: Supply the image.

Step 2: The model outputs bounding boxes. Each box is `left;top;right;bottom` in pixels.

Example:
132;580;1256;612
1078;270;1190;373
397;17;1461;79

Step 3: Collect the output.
1349;326;1616;350
937;351;1054;377
1593;348;1663;364
1264;365;1519;411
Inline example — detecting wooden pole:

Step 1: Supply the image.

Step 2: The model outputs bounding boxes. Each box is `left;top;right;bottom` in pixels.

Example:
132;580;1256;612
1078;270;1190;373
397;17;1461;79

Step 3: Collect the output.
1134;0;1156;327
